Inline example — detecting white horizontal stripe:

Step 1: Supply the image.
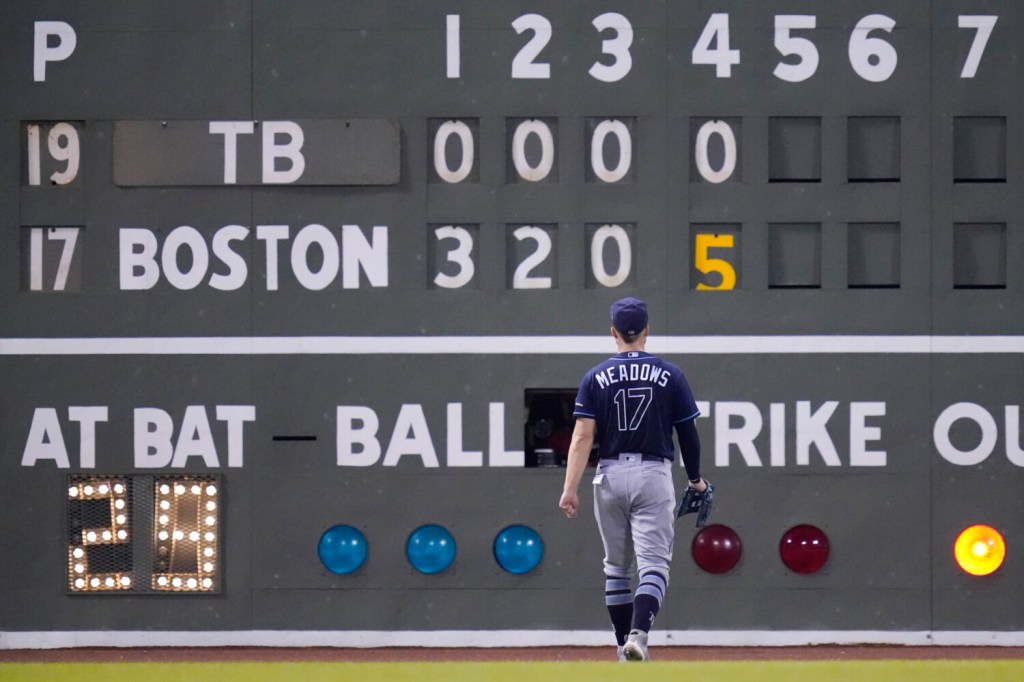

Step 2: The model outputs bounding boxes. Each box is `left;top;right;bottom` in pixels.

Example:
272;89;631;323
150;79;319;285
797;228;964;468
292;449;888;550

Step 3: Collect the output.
0;335;1022;356
3;629;1024;649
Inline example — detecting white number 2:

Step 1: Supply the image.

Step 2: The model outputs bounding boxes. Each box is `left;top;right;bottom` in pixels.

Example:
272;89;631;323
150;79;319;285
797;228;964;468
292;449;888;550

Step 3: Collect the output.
511;14;552;79
512;226;552;289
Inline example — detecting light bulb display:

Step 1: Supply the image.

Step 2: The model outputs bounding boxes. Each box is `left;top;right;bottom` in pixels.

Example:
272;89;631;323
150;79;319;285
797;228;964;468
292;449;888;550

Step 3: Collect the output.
66;476;132;592
151;475;220;592
954;524;1006;577
66;474;220;595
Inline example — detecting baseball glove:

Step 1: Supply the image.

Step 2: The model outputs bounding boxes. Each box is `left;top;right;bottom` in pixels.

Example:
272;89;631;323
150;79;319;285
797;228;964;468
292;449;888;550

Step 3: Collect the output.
676;480;714;527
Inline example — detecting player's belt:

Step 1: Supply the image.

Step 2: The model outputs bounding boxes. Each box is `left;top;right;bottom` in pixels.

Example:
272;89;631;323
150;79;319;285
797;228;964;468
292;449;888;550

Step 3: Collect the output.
601;453;669;463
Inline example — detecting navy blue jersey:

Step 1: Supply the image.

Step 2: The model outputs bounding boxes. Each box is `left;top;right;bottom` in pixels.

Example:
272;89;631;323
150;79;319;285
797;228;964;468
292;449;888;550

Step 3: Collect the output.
573;351;699;461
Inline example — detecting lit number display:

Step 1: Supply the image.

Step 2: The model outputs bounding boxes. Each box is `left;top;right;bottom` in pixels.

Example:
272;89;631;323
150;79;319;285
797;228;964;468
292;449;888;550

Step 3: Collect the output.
153;476;220;592
67;476;132;592
693;232;738;291
66;474;220;594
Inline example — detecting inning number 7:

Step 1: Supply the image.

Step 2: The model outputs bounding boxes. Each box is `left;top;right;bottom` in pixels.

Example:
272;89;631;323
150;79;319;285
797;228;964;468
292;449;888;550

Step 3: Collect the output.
613;387;653;432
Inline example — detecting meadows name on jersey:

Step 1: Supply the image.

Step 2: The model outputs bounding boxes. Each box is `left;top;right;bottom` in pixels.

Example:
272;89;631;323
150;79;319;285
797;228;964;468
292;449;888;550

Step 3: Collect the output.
594;354;672;390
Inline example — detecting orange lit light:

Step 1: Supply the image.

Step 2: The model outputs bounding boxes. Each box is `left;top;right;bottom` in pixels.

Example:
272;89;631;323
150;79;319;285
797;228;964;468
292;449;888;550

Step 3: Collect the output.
954;524;1006;576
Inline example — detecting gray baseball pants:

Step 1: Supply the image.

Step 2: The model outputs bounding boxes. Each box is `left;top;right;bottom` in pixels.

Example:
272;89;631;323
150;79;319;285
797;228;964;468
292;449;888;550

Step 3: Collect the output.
592;454;676;581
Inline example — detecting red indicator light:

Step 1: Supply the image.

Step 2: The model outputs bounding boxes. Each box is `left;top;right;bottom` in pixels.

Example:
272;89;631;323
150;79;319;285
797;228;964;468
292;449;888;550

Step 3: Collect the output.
954;525;1006;576
691;524;742;574
779;524;830;574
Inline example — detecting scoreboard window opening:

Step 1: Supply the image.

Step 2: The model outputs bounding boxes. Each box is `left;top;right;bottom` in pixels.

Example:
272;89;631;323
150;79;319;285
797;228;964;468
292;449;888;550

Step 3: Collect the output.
768;118;821;183
847;117;901;182
848;223;901;289
953;224;1007;289
67;474;221;594
769;223;822;289
953;117;1006;183
523;389;579;468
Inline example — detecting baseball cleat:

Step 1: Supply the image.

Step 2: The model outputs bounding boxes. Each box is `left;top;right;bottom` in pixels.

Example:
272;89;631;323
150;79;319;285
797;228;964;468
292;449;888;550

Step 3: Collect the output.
616;645;627;662
622;629;650;662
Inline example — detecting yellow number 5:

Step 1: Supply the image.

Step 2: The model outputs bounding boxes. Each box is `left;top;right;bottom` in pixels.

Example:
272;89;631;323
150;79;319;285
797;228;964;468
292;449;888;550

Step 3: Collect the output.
694;233;736;290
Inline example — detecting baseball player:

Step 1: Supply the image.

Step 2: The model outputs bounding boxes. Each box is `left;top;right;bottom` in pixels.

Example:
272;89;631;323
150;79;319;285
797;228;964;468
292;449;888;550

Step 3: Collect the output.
559;297;709;662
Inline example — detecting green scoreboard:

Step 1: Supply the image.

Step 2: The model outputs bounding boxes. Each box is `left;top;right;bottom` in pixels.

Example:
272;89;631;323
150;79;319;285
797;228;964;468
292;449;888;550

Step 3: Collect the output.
1;1;1022;647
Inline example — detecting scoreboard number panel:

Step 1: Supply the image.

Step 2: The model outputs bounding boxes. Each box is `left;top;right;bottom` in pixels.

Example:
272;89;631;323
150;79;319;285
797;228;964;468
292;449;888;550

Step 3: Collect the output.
691;118;741;184
20;226;83;292
430;224;479;290
23;121;82;187
152;477;220;593
507;224;557;290
586;223;635;290
692;228;740;291
67;475;221;594
67;477;132;592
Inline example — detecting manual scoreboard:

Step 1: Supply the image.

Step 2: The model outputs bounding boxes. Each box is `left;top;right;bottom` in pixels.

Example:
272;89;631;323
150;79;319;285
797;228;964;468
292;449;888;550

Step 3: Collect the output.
1;1;1022;642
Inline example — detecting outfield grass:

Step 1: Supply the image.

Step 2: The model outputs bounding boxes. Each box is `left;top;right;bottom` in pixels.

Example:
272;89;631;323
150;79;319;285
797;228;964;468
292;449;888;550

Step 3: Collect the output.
2;660;1023;682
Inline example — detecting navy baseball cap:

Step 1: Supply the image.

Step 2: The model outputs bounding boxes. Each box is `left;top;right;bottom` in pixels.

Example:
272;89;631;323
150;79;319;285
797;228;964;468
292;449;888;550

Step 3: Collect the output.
610;297;648;336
